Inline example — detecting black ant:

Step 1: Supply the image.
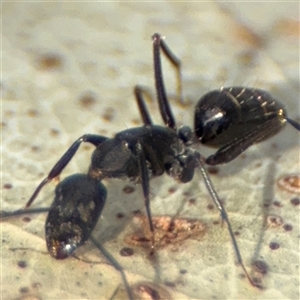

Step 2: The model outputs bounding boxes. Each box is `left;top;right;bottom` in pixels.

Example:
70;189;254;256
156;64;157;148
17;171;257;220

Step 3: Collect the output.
2;33;299;296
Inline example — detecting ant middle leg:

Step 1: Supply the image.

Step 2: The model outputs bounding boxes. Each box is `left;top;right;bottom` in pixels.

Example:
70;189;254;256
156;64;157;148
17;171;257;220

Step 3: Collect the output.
26;134;108;208
135;142;156;254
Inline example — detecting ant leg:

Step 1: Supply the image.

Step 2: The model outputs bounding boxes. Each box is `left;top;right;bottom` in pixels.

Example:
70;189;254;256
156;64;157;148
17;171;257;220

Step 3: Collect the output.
286;117;300;130
1;207;50;218
152;33;177;130
135;142;155;253
26;134;108;208
206;117;284;165
134;85;153;125
152;33;183;104
196;155;262;288
90;235;133;300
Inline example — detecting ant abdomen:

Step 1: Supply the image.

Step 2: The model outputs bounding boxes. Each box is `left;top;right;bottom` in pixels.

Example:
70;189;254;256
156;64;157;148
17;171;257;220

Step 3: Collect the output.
46;174;107;259
194;87;289;165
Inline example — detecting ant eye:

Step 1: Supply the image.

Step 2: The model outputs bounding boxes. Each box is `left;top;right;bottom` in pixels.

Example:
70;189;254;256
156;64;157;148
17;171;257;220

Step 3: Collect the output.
178;125;193;144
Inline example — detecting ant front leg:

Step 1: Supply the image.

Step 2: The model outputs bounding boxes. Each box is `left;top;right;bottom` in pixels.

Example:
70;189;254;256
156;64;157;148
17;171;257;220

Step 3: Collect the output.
205;117;284;165
205;115;300;165
286;117;300;130
175;148;262;288
195;155;262;288
26;134;108;208
135;34;183;130
152;33;180;130
152;33;183;105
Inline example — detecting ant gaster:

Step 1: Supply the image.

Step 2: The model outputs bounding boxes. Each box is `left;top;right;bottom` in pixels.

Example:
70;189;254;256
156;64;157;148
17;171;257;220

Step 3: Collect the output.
2;33;300;292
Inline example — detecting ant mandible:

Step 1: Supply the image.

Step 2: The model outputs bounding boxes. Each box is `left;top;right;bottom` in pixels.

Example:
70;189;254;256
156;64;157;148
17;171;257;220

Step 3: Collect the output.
2;33;300;293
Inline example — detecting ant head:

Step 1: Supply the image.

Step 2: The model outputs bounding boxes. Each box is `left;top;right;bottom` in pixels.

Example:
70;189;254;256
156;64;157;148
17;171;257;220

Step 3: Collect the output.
46;228;80;259
194;89;236;146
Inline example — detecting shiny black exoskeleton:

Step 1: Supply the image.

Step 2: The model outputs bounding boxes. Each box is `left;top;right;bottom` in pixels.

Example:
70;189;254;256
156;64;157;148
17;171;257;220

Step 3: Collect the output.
90;125;197;183
1;33;299;292
195;87;300;165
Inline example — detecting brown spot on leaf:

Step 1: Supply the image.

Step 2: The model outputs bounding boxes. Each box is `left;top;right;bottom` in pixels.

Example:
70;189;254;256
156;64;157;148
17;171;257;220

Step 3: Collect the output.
3;183;13;189
267;214;283;228
290;197;300;206
283;224;293;231
269;241;280;250
125;214;206;249
36;53;63;71
277;174;300;194
22;217;31;223
274;19;300;37
233;23;263;47
168;186;177;194
101;107;115;122
50;128;60;137
131;282;172;300
120;247;134;257
207;166;219;175
79;91;97;108
27;109;39;118
122;185;135;194
17;260;27;269
116;212;125;219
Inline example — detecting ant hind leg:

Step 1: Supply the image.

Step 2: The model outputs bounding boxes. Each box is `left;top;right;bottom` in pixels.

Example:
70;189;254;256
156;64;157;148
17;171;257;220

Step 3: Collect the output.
26;134;108;208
